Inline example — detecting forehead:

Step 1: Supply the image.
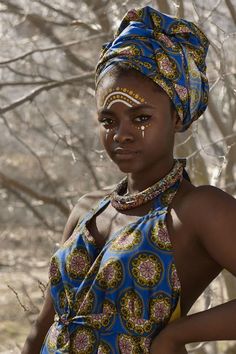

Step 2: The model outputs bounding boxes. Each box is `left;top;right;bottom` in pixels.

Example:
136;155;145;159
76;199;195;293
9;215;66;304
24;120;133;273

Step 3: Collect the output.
96;72;167;108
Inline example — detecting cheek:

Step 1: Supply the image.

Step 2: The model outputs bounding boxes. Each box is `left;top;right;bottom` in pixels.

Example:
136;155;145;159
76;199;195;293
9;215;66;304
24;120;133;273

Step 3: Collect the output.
99;128;113;154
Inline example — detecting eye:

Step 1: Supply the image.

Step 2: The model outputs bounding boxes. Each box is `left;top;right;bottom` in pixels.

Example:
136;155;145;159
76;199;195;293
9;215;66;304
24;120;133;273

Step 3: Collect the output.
133;115;152;123
99;117;114;128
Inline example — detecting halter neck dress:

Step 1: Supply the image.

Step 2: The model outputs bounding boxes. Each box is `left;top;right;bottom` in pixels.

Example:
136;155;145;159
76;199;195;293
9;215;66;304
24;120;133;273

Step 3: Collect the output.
41;170;184;353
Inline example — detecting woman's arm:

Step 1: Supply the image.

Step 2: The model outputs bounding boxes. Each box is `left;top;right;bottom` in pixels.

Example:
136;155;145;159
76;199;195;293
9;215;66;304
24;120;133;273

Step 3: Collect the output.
21;286;55;354
21;201;83;354
21;191;106;353
151;299;236;354
151;186;236;354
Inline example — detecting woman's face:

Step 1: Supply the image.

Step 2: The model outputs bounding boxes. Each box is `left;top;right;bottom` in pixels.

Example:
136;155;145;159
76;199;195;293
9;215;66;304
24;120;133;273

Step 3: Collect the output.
96;71;180;175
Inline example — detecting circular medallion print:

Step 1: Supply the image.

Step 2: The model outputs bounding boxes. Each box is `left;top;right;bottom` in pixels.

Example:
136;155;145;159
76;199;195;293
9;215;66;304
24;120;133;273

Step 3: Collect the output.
96;258;123;289
169;262;181;293
151;220;172;251
47;323;69;351
110;228;142;252
149;293;171;323
130;253;163;287
66;247;91;279
118;334;139;354
156;52;180;80
98;340;112;354
73;287;95;315
85;300;116;330
120;289;143;320
70;327;96;354
49;256;61;285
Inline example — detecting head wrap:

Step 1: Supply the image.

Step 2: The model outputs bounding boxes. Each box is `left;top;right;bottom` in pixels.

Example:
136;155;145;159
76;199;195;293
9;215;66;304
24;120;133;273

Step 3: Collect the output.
95;6;209;131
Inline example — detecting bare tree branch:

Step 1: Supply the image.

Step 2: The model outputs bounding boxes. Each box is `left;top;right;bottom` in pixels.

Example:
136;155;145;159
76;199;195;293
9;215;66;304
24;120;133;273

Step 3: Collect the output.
0;171;69;215
0;72;94;114
0;0;94;71
34;104;102;190
225;0;236;25
36;0;76;21
4;186;59;231
0;34;108;66
0;114;58;193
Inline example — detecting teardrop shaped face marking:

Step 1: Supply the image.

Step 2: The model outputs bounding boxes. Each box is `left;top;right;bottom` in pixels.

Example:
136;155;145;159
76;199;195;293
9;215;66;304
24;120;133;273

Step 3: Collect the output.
136;123;152;138
141;125;145;138
101;87;151;138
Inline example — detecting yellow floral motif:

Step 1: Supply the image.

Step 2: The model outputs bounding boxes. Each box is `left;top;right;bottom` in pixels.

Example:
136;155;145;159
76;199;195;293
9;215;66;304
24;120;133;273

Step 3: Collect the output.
170;263;181;292
110;228;142;252
125;8;144;22
120;289;143;320
156;53;179;80
151;13;162;28
149;294;171;323
174;83;188;102
74;287;95;315
96;258;123;289
66;248;91;279
131;253;163;287
170;23;191;34
151;220;172;251
190;88;200;110
118;334;140;354
98;340;112;354
85;300;116;329
64;285;75;309
70;327;96;354
47;323;69;351
59;289;67;309
160;187;176;207
49;256;61;285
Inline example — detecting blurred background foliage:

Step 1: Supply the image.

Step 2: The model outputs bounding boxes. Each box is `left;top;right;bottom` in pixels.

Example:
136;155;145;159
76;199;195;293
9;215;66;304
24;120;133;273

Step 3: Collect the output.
0;0;235;352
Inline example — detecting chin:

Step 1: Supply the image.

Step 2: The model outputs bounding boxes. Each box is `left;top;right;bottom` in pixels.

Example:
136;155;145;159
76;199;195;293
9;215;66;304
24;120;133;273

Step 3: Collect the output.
115;161;142;174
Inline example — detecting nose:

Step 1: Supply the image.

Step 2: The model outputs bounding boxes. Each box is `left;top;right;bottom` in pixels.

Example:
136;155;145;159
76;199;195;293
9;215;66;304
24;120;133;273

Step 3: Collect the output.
113;120;134;143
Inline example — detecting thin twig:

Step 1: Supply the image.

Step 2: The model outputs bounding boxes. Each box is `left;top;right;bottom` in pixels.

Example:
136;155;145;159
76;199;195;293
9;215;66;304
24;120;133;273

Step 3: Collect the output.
0;34;109;65
7;285;29;312
0;72;94;114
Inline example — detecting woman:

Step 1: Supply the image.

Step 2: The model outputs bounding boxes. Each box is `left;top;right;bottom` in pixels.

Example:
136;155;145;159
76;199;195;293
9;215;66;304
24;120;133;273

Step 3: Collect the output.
22;6;236;354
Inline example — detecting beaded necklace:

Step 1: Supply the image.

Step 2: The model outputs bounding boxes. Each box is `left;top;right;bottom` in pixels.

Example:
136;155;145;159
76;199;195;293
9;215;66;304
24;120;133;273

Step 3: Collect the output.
110;159;184;211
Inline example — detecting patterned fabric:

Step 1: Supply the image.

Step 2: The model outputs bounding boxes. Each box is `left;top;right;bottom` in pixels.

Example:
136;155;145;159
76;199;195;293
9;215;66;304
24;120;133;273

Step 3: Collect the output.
96;6;209;131
110;159;184;210
41;173;183;353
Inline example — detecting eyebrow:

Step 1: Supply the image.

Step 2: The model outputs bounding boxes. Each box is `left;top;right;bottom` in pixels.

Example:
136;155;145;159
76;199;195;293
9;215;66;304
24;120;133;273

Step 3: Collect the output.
98;104;155;115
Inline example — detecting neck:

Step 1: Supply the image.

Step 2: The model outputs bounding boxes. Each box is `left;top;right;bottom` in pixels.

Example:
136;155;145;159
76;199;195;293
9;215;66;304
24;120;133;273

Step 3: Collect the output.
127;157;175;194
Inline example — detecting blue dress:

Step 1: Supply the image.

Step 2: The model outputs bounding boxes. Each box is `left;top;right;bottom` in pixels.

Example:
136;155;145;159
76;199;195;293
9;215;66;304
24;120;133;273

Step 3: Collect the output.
41;177;182;353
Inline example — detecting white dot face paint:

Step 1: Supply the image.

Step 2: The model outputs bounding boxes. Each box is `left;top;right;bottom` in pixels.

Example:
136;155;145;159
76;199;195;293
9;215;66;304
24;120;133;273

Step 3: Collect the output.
104;91;141;109
101;87;151;139
102;87;146;109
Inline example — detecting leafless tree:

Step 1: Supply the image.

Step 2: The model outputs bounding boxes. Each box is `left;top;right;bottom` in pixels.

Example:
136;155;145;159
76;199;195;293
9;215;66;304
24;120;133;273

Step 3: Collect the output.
0;0;235;352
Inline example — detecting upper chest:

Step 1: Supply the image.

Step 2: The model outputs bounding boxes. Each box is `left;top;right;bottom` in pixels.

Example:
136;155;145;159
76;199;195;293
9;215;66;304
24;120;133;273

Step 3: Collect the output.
86;201;154;248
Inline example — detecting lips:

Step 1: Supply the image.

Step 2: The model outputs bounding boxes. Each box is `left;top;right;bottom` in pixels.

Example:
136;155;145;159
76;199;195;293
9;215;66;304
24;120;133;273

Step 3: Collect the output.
114;147;139;160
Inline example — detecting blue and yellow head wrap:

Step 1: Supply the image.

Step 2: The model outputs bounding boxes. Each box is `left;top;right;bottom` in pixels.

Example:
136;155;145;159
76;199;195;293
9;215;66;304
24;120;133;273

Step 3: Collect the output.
95;6;209;131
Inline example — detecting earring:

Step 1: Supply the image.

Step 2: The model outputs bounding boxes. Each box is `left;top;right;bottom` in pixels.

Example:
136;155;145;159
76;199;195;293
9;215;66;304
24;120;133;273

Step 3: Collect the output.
106;129;109;140
141;125;145;138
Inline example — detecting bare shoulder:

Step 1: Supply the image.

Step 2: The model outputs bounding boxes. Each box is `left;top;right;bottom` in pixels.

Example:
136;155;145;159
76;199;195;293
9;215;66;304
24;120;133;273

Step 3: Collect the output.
176;182;236;271
61;186;114;243
176;182;236;225
180;184;236;214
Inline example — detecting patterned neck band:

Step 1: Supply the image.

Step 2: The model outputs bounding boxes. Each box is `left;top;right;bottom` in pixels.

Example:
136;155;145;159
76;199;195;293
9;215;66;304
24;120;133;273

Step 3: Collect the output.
110;159;185;211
